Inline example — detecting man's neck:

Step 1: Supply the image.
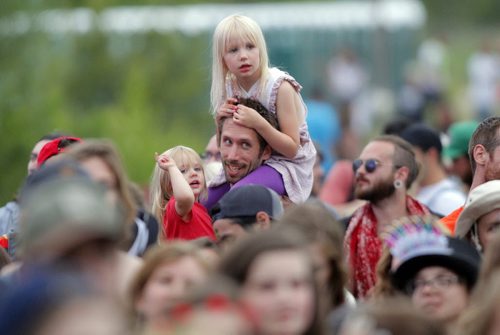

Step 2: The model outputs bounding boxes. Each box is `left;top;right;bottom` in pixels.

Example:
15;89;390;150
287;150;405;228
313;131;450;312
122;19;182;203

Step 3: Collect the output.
371;192;409;234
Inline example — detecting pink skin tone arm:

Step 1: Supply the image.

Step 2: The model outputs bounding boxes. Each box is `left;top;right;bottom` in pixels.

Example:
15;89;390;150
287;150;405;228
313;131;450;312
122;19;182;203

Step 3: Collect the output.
155;153;194;218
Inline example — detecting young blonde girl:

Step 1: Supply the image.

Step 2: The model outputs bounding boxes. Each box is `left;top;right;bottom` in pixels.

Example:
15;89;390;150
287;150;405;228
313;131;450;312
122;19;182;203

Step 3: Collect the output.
209;14;316;205
150;146;216;241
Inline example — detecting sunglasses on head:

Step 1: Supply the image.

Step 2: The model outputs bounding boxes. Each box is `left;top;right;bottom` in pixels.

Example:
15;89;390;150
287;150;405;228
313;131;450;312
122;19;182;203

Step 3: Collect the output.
352;159;381;173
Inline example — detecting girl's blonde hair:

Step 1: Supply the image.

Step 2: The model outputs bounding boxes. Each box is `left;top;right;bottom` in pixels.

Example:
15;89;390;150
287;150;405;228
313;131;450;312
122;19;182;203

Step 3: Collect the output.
210;14;270;115
150;146;207;223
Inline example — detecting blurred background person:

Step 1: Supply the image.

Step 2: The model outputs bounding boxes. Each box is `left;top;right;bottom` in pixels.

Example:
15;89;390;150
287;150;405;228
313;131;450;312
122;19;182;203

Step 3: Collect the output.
128;242;210;332
218;228;324;335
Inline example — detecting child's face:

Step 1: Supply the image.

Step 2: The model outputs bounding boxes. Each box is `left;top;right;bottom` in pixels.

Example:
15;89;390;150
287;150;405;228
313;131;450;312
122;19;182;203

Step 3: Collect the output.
241;250;315;335
136;256;207;323
223;36;260;85
177;160;205;199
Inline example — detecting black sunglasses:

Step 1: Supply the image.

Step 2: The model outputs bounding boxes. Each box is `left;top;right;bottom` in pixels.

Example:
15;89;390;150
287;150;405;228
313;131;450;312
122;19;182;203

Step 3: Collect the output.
352;159;381;173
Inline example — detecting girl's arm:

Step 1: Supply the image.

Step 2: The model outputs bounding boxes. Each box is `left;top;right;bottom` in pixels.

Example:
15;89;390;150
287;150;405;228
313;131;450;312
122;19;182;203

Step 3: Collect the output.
234;81;301;158
155;153;194;219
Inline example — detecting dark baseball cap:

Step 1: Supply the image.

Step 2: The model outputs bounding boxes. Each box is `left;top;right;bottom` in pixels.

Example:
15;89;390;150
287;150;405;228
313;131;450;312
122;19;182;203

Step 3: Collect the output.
400;123;442;154
210;185;284;221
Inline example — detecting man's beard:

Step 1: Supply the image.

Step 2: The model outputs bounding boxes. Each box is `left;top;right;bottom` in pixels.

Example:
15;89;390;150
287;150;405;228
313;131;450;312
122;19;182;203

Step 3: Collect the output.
355;176;396;204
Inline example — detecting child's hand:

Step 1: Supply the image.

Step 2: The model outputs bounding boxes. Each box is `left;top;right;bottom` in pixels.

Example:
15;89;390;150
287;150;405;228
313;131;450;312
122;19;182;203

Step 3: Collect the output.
216;97;239;123
233;104;264;129
155;152;176;171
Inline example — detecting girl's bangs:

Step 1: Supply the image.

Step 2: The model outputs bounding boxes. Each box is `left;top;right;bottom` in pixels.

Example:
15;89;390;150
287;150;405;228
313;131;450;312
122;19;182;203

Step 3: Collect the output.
223;24;258;52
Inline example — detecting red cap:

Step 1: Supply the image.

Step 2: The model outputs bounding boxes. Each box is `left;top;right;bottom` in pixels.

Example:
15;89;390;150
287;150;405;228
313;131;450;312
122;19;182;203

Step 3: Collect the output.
37;136;82;167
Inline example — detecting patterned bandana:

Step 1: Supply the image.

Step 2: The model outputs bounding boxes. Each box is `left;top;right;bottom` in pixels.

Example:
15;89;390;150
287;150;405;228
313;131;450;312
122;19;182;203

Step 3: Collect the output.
344;195;429;298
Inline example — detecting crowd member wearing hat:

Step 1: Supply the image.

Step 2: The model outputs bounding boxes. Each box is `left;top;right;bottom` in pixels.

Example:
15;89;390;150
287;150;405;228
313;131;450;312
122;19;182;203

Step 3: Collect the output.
210;184;284;248
37;136;82;167
344;135;429;298
0;133;64;251
442;121;478;191
1;159;141;302
440;116;500;233
400;123;466;217
455;180;500;251
385;216;481;335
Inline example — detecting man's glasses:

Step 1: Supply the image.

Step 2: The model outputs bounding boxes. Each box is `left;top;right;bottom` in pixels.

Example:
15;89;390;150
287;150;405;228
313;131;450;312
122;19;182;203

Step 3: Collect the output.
352;159;381;173
405;275;462;295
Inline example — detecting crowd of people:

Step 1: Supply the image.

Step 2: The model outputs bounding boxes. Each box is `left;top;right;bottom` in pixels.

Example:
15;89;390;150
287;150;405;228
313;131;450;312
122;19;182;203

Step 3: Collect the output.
1;13;500;335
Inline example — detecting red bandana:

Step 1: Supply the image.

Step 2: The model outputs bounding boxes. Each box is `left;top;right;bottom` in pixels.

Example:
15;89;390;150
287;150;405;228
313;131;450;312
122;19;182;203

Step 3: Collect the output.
344;196;429;298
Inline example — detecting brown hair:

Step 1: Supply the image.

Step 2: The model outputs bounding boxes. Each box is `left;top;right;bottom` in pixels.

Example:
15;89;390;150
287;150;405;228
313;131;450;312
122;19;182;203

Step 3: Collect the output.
218;228;324;335
468;116;500;173
128;242;209;313
457;270;500;335
216;97;279;157
66;139;136;248
278;201;347;310
371;135;420;188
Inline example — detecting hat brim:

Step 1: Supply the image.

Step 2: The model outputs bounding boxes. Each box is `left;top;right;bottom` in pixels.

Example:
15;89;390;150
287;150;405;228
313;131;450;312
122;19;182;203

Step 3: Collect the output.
455;200;500;238
391;254;478;292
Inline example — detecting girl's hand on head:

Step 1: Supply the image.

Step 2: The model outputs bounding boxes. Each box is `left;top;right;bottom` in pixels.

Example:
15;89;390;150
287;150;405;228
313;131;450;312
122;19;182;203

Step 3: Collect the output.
155;152;176;170
233;104;264;129
215;98;239;123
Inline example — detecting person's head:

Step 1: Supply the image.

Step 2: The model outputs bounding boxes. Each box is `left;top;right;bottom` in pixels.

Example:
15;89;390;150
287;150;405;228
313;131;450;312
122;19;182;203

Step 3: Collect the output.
218;229;321;335
278;201;346;311
150;146;207;221
387;216;481;326
211;14;269;113
353;135;419;204
455;180;500;251
457;270;500;335
216;99;277;185
0;271;131;335
129;242;209;325
65;140;136;235
442;121;477;187
19;163;123;273
210;185;284;248
400;124;443;183
37;136;82;168
27;133;64;175
468;116;500;180
202;135;221;164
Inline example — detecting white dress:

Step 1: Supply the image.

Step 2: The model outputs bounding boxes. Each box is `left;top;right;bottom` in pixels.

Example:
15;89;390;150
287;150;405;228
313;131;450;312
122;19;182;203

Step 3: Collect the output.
216;67;316;203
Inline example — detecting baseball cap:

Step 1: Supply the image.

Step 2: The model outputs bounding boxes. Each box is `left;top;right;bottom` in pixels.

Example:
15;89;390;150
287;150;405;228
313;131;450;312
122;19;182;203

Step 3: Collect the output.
400;123;442;153
442;121;478;160
210;185;284;221
455;180;500;238
385;216;481;292
19;168;123;261
37;136;82;167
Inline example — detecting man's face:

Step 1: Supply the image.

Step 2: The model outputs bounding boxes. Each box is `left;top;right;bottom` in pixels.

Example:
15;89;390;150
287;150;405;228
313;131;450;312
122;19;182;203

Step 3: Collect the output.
354;141;397;204
202;135;221;163
28;139;50;175
485;145;500;182
219;118;271;184
213;218;248;249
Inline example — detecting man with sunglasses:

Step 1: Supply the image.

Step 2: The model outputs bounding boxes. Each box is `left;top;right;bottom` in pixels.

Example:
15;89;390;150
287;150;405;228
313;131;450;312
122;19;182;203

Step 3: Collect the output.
343;135;430;298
